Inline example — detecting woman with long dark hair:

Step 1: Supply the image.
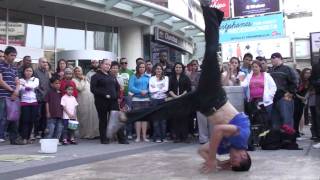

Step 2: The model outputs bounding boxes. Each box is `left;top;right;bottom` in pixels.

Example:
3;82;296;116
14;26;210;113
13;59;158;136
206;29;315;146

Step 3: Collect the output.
55;59;68;80
294;68;311;137
128;62;150;142
19;66;39;144
168;62;192;143
222;57;245;86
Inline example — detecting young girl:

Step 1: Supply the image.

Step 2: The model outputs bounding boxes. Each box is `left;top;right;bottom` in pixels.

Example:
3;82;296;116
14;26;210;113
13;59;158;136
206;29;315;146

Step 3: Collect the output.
61;85;79;145
60;68;78;98
19;66;39;144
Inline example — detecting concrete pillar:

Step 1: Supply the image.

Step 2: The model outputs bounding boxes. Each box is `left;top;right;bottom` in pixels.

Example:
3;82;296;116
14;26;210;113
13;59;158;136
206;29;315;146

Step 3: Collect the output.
119;26;143;69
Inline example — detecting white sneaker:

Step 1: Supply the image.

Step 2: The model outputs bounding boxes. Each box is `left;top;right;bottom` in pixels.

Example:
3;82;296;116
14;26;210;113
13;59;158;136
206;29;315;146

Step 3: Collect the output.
143;138;150;142
135;138;140;142
127;135;133;140
312;143;320;149
0;138;5;143
155;139;162;143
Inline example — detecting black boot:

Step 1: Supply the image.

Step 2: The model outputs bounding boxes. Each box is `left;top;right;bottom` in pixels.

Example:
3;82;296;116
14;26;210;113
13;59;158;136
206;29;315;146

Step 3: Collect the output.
117;128;129;144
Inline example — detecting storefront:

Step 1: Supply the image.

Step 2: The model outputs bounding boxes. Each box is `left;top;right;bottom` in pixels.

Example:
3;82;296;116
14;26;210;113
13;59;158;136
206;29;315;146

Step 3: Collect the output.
144;27;194;65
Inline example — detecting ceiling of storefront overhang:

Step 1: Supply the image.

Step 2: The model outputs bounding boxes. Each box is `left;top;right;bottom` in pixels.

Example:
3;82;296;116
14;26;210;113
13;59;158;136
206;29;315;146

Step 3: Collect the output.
0;0;204;41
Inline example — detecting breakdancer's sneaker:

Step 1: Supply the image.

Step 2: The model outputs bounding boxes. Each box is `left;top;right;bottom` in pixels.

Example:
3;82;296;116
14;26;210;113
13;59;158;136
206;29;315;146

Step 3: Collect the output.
106;111;127;138
200;0;211;7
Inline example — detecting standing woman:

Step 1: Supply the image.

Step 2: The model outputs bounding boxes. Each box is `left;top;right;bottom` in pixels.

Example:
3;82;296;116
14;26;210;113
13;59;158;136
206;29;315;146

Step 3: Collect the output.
222;57;245;86
294;68;311;137
55;59;68;80
168;62;192;143
149;63;169;143
129;62;150;142
19;66;39;144
241;60;277;123
73;66;99;139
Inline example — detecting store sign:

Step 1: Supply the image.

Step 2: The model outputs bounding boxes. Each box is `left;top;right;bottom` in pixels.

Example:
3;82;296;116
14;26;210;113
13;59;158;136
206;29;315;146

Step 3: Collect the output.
154;27;193;53
0;22;26;46
310;32;320;65
221;37;291;62
210;0;230;18
233;0;280;17
219;13;284;43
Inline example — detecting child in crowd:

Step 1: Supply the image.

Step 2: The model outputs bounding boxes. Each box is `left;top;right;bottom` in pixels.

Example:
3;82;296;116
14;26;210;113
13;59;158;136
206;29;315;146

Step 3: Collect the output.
61;85;79;145
19;66;39;144
45;75;64;139
60;68;78;97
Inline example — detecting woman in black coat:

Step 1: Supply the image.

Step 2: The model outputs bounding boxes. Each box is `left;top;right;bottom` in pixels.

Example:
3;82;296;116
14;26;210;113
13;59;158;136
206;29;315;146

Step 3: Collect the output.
168;62;192;142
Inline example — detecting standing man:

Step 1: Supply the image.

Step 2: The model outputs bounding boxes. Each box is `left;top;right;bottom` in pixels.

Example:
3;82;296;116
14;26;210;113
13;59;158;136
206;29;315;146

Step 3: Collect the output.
0;46;23;144
86;59;99;82
159;51;173;76
240;53;253;76
18;56;32;78
269;53;299;129
256;56;269;72
145;60;153;77
119;57;134;139
34;57;51;138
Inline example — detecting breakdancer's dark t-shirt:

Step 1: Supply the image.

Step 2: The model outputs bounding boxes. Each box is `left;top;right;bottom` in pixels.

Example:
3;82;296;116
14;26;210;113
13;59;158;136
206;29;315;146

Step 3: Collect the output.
217;113;251;155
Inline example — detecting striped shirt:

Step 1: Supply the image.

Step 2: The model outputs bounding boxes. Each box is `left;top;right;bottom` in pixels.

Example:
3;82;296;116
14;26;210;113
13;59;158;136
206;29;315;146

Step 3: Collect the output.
0;61;17;98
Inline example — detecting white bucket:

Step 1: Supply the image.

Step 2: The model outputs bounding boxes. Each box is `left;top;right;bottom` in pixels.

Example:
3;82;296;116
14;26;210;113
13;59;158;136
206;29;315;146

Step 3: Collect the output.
39;139;58;153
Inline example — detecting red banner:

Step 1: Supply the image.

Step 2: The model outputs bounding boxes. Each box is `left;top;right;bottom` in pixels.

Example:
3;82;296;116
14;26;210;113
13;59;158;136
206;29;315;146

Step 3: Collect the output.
210;0;230;18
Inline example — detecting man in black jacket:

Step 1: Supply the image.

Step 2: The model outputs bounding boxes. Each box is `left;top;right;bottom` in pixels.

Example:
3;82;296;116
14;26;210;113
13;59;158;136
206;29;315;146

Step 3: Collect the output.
269;53;299;129
310;57;320;144
91;59;128;144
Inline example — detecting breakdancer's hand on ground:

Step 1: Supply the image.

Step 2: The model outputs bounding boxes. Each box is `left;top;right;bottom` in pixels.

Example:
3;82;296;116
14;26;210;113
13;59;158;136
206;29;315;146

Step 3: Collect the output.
200;159;217;174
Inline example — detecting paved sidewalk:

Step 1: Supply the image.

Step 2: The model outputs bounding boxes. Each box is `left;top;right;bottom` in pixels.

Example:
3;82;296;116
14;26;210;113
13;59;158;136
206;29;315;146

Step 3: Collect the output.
0;135;319;180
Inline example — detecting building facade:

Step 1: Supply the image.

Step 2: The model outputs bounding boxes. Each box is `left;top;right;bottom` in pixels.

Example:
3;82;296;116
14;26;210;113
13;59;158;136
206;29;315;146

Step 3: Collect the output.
0;0;205;73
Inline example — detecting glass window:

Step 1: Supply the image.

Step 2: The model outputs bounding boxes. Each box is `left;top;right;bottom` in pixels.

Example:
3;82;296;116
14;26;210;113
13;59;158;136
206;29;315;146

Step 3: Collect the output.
8;10;42;48
0;8;6;45
44;16;55;50
86;23;113;51
57;18;85;50
113;27;118;55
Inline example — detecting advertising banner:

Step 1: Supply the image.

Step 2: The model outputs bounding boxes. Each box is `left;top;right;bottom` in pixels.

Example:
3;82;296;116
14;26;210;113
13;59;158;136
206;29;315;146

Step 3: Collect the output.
221;37;291;62
210;0;231;18
219;13;284;43
295;39;310;60
233;0;280;17
310;32;320;65
0;22;26;46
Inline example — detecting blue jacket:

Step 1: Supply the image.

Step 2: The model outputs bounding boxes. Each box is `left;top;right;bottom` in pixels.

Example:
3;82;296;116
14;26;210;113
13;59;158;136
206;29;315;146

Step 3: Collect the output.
129;74;150;98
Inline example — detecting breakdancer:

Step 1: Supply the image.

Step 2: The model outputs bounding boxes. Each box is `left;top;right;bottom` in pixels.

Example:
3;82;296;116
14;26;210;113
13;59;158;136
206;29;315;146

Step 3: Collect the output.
108;3;251;173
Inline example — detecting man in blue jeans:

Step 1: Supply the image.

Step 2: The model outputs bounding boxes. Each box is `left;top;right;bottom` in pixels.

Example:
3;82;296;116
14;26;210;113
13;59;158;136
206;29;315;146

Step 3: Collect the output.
108;3;251;173
0;46;23;144
269;53;299;129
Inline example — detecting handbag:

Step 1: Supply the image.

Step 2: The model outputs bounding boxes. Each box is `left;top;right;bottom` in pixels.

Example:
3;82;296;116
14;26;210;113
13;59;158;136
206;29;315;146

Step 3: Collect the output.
6;98;20;121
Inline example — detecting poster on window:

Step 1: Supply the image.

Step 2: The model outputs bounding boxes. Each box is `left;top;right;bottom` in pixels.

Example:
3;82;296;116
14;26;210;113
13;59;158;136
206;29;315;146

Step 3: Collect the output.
0;22;26;46
310;32;320;65
233;0;280;17
221;37;291;62
210;0;230;18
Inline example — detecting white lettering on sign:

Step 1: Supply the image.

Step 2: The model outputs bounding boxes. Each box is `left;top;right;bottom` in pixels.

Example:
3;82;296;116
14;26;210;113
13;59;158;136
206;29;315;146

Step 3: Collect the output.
164;32;178;44
211;0;226;9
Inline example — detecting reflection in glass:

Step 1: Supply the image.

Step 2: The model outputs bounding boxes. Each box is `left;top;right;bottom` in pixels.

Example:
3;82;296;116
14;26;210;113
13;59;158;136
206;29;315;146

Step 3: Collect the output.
86;23;113;51
0;8;6;45
57;18;85;50
8;10;42;48
44;16;55;50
